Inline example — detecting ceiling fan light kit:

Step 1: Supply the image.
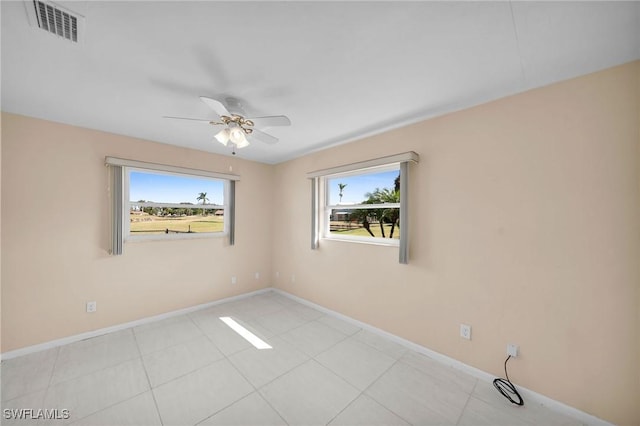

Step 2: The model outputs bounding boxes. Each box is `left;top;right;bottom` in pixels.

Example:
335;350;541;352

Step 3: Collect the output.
165;96;291;153
228;126;250;148
214;128;230;146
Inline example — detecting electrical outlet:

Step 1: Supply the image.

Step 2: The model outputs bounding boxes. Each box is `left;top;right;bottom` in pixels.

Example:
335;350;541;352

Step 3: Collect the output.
507;343;519;357
460;324;471;340
291;274;296;283
231;276;237;285
86;301;97;313
255;272;260;280
276;271;280;278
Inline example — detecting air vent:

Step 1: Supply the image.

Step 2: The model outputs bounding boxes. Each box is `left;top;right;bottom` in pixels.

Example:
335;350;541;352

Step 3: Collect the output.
25;1;84;44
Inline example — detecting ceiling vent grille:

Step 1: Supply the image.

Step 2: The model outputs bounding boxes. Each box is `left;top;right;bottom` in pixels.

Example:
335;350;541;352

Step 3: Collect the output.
26;1;84;43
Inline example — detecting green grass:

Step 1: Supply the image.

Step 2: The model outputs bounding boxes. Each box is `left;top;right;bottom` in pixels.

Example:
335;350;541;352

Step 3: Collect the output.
330;222;399;239
130;215;223;234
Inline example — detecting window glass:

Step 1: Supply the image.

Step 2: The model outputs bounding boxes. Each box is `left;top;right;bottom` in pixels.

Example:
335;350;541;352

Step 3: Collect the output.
327;169;399;206
324;166;400;242
128;170;225;237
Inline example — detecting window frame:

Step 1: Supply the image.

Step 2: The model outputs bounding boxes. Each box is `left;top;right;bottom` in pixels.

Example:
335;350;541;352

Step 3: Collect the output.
106;156;239;254
124;167;230;242
320;163;401;246
307;151;418;264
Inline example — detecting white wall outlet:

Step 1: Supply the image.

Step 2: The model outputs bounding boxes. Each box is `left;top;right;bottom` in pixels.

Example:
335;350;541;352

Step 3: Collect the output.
507;343;519;357
291;274;296;283
231;276;237;285
276;271;280;278
255;272;260;280
460;324;471;340
86;301;97;313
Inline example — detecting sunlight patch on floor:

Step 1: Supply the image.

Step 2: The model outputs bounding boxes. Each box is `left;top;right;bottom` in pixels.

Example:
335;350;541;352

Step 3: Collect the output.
219;317;272;349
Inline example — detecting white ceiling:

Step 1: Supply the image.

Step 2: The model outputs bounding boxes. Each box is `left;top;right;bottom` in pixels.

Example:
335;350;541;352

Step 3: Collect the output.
2;1;639;164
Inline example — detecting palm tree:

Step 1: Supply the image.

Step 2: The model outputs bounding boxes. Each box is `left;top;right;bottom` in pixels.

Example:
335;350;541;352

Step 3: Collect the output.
378;188;401;238
196;192;209;216
349;209;375;237
364;187;400;238
364;188;386;237
338;183;347;203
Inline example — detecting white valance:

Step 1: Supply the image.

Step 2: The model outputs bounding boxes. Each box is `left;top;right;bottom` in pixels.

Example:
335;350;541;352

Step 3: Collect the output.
105;157;240;181
306;151;418;179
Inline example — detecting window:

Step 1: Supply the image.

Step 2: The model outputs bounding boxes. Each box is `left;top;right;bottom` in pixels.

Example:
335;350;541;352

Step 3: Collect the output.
126;169;228;240
308;152;418;264
323;165;401;244
106;157;239;254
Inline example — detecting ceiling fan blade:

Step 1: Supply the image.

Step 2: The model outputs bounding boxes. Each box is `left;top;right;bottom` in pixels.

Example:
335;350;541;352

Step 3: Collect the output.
248;115;291;128
199;96;231;118
163;116;219;124
249;129;279;145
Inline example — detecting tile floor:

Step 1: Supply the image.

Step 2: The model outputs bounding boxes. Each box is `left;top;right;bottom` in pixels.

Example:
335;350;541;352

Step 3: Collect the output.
1;291;587;425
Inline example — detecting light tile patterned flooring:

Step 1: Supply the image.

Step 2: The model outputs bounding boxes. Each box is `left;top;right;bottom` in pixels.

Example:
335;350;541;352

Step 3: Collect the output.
1;291;586;425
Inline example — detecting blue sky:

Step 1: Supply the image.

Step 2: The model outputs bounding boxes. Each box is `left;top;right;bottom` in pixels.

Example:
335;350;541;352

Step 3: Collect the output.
328;169;399;205
129;171;224;204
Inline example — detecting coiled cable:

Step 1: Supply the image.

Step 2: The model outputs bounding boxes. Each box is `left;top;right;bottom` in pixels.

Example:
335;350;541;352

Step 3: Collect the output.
493;355;524;406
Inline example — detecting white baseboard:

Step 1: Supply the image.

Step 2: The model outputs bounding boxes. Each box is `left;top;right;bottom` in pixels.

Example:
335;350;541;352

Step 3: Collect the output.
271;288;613;426
0;288;271;361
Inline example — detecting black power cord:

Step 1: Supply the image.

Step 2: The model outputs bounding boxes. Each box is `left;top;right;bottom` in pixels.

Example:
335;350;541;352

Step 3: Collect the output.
493;355;524;406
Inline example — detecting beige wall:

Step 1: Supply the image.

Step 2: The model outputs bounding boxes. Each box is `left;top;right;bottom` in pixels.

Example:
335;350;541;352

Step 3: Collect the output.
1;113;274;352
272;61;640;425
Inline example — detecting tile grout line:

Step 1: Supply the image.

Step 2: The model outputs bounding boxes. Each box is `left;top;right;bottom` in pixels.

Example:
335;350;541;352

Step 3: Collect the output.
224;356;289;425
352;330;409;360
238;316;355;393
66;390;151;426
194;298;375;424
5;347;61;415
254;391;291;426
44;346;62;390
41;332;141;389
206;306;357;424
192;307;292;426
190;308;265;426
454;377;479;426
325;358;407;426
131;327;165;426
35;345;62;413
134;314;209;356
210;348;293;426
300;358;364;425
54;336;152;425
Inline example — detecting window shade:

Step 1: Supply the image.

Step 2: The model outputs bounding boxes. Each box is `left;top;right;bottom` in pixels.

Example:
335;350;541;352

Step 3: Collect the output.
228;180;236;246
110;165;123;255
311;177;319;250
399;161;409;264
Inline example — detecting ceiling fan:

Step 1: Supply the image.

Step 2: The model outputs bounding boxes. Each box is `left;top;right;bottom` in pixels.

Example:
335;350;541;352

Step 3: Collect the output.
164;97;291;152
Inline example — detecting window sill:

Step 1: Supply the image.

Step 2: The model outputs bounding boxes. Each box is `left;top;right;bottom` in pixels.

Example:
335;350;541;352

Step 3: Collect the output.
321;235;399;247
